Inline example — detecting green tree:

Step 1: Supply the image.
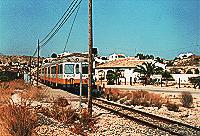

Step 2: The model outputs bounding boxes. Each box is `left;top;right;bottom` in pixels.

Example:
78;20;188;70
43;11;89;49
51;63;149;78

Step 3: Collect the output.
51;53;57;58
155;57;164;63
106;70;118;85
194;69;199;74
189;76;200;89
186;69;193;74
134;62;164;85
162;70;174;86
135;53;145;60
135;53;154;60
166;60;174;66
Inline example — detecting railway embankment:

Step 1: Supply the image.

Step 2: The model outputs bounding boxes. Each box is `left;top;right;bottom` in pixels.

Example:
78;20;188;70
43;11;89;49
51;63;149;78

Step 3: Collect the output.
101;85;200;127
1;80;200;135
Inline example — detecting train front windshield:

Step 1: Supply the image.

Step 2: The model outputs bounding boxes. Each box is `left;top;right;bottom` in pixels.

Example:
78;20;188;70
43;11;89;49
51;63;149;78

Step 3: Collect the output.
65;64;74;74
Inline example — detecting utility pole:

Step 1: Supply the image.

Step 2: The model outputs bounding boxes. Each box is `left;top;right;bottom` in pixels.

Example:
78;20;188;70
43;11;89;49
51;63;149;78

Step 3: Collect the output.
37;39;40;87
79;62;82;110
88;0;93;116
29;56;32;84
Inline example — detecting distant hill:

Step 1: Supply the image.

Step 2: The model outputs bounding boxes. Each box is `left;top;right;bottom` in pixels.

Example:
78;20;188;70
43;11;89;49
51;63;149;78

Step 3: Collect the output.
0;55;42;64
174;55;200;67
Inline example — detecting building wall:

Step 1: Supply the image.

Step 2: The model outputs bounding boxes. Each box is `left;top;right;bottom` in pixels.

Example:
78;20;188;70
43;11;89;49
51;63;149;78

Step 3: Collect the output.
171;74;200;84
95;68;140;85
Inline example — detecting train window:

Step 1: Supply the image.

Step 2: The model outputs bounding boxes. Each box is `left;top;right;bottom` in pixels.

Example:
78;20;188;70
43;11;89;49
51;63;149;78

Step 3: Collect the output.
45;68;48;74
42;68;44;74
51;66;56;74
82;64;88;74
58;65;63;74
76;64;79;74
65;64;74;74
48;67;50;74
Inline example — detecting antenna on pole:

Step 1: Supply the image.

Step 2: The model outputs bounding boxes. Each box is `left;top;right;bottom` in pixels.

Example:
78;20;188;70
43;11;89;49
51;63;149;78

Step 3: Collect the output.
88;0;93;116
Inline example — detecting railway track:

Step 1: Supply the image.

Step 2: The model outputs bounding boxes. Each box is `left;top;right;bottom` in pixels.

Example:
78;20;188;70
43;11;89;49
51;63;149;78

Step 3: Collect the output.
92;98;200;136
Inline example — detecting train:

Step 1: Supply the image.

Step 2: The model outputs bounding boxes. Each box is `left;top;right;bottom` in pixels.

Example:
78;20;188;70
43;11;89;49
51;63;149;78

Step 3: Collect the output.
40;58;90;94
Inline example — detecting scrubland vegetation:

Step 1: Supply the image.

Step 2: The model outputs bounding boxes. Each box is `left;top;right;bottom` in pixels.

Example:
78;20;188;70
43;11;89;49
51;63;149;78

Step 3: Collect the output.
0;80;96;136
103;88;194;112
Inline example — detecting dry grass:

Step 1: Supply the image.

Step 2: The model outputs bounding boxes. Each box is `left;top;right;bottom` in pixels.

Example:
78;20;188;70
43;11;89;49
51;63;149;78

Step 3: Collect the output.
0;80;46;136
165;102;180;112
0;79;28;103
0;82;14;103
37;97;97;135
105;88;166;108
6;79;28;90
0;101;38;136
70;108;97;135
20;86;48;102
181;91;193;108
0;80;97;135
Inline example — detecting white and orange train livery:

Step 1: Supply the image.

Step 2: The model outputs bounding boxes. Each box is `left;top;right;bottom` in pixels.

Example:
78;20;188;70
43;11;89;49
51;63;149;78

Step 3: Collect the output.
40;59;89;93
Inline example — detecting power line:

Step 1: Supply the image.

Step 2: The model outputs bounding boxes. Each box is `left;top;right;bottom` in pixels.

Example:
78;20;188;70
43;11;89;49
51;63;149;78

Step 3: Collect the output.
32;48;37;57
32;0;82;57
39;0;77;44
40;0;82;49
63;3;81;52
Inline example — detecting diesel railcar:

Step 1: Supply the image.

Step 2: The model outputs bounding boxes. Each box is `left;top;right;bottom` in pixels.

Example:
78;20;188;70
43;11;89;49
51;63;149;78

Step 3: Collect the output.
40;59;89;93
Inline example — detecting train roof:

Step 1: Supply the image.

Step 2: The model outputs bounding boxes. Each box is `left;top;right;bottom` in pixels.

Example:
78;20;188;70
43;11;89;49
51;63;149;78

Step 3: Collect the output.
42;59;88;67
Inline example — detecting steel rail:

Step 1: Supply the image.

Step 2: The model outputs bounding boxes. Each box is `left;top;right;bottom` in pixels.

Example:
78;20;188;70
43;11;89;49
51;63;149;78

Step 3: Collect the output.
93;98;200;135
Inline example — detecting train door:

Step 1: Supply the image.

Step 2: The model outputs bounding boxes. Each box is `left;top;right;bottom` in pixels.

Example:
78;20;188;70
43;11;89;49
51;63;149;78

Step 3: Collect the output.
56;64;58;87
58;64;63;86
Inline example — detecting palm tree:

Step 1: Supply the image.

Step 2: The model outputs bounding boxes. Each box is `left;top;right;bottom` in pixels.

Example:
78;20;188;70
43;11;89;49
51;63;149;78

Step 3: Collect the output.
134;62;163;85
106;70;118;85
189;76;200;89
162;70;174;86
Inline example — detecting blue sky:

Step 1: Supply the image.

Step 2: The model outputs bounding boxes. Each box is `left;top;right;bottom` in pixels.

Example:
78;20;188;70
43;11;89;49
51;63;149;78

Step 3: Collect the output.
0;0;199;59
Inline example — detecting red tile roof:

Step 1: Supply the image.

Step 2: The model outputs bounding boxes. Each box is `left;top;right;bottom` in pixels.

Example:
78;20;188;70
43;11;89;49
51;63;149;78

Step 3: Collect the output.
96;58;147;69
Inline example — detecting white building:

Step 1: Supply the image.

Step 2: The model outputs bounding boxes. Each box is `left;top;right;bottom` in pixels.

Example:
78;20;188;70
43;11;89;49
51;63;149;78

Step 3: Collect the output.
94;56;109;64
95;58;147;85
108;53;126;61
171;74;200;84
178;53;194;59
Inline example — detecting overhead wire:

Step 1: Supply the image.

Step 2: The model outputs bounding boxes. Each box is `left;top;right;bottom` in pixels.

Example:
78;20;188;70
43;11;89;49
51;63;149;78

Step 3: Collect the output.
40;0;82;49
32;0;81;57
32;48;38;57
39;0;77;44
63;3;81;52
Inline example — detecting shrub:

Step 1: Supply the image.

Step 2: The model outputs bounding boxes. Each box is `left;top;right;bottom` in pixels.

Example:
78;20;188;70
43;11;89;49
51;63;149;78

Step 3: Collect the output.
166;102;179;112
70;108;97;135
8;79;27;90
103;89;165;108
49;98;77;124
119;97;128;104
186;69;193;74
19;85;48;102
194;69;199;74
54;97;69;107
181;92;193;108
0;84;14;103
109;93;120;102
0;101;38;136
37;102;97;135
0;82;9;89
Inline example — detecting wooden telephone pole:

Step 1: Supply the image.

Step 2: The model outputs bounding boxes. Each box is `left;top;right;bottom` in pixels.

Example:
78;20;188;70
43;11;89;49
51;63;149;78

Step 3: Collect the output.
29;56;32;84
37;39;40;87
88;0;93;116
